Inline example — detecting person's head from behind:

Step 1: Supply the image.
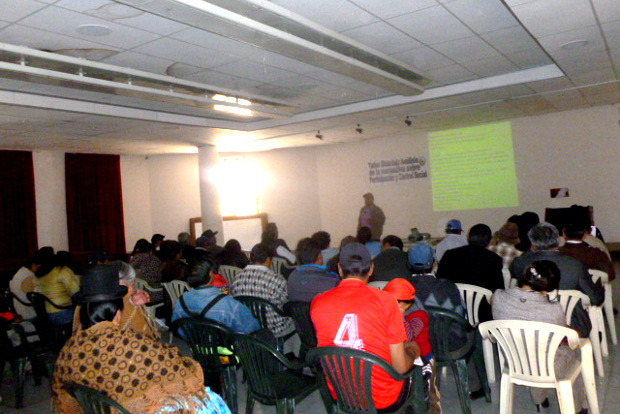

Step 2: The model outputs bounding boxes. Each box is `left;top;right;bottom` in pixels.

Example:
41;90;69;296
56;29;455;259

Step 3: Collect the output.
250;243;273;265
519;260;561;293
408;242;434;274
115;260;136;294
151;234;165;247
296;237;322;265
223;239;243;254
382;235;403;251
563;222;589;241
384;278;416;314
159;240;181;261
356;226;373;245
468;224;493;248
74;264;128;329
363;192;374;207
266;222;279;238
132;239;153;255
87;250;111;266
28;246;54;271
177;232;191;247
494;222;520;246
187;258;218;288
338;242;372;279
528;222;559;251
311;231;331;250
56;251;74;268
445;219;463;235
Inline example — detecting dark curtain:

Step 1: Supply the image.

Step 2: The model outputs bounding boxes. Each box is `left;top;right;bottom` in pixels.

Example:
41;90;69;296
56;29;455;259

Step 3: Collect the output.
0;150;38;266
65;153;126;255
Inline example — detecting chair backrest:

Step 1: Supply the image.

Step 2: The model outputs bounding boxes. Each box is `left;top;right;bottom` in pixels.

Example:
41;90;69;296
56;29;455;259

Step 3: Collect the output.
501;267;512;290
162;280;189;307
64;382;132;414
170;317;233;373
306;346;412;414
550;289;591;325
478;319;580;385
27;292;73;352
283;301;317;350
235;295;284;333
219;265;242;285
270;257;290;275
230;333;291;401
367;281;388;290
455;283;492;327
425;305;476;362
589;269;609;284
133;278;161;293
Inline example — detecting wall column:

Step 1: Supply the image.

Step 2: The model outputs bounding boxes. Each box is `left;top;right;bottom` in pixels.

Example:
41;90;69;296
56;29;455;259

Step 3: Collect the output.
198;146;223;238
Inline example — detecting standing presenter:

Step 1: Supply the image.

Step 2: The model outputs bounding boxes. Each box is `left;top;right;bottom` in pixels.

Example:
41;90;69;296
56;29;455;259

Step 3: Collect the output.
358;192;386;241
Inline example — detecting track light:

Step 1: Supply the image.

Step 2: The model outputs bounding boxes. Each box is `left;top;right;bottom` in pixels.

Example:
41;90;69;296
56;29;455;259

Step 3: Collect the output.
405;116;412;126
355;124;363;134
315;130;323;140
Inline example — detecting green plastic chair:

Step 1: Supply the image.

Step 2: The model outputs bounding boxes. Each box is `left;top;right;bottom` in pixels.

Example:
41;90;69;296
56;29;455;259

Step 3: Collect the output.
235;296;295;352
170;317;238;413
230;333;319;414
27;292;74;353
306;346;426;414
283;301;316;360
64;382;131;414
425;306;491;414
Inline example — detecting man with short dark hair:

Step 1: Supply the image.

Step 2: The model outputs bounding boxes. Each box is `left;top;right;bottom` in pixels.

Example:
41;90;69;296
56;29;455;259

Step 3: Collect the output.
287;238;340;302
370;235;411;283
559;222;615;281
311;243;418;409
312;230;339;264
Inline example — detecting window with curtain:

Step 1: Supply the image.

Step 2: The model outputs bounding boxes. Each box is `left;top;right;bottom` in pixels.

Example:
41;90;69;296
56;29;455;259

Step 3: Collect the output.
0;150;38;266
65;153;126;254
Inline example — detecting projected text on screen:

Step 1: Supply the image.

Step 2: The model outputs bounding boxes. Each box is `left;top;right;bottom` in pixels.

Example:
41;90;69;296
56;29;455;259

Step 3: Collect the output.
429;121;519;212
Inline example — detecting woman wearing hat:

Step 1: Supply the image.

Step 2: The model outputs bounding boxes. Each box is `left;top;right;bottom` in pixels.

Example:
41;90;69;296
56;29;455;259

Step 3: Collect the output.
488;222;522;268
52;264;231;414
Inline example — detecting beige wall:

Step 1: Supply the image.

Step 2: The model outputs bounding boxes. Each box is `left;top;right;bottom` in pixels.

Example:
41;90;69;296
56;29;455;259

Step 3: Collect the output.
120;155;153;251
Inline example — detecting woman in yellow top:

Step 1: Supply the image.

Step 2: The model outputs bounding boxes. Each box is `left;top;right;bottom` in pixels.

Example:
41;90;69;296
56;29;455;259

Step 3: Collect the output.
34;251;80;325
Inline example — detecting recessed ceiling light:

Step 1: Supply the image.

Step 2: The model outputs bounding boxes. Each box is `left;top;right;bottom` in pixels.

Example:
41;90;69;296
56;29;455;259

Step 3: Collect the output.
86;3;145;20
76;24;112;37
560;40;589;50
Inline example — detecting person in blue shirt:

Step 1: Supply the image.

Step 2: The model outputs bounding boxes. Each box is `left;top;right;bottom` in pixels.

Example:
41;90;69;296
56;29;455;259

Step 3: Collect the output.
172;258;260;334
287;237;340;302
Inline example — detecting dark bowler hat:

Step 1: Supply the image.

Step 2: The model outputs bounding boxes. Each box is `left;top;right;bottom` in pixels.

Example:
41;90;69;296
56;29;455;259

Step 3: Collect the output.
73;264;127;304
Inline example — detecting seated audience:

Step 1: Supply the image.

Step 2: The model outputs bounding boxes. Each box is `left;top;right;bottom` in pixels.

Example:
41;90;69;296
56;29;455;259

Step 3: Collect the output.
511;211;539;252
492;261;588;413
511;222;604;335
311;231;339;265
151;233;165;251
53;264;231;414
287;237;340;302
326;235;356;274
130;238;163;302
34;251;80;325
159;240;188;283
10;247;54;322
172;258;259;334
311;243;418;409
370;235;412;283
488;222;522;268
217;239;250;269
559;222;615;281
73;261;158;339
230;243;296;352
356;226;381;258
435;219;467;263
178;231;197;263
384;278;439;414
262;222;296;265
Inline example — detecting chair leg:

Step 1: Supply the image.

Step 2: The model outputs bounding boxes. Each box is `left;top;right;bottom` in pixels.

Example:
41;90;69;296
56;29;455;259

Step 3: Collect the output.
556;381;575;414
223;367;238;414
275;399;289;414
499;374;513;414
451;360;471;414
245;394;255;414
472;334;492;402
604;284;617;344
12;357;27;409
588;308;604;377
581;358;600;414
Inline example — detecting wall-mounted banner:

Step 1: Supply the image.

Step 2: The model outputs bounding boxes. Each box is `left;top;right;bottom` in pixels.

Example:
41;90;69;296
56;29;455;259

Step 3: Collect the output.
368;156;428;185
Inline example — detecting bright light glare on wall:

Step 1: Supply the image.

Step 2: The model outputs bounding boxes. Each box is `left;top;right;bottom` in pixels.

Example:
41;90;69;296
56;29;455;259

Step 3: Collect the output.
213;94;253;116
215;156;263;216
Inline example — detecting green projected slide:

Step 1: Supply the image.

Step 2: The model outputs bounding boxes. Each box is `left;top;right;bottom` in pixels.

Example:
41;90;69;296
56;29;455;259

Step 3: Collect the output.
429;121;519;212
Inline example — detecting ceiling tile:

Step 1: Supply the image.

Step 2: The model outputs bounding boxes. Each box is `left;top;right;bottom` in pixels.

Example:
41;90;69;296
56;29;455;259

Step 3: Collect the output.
342;22;422;55
17;5;161;49
460;55;519;77
133;38;237;69
508;48;553;69
556;50;612;76
443;0;518;33
425;64;477;85
269;0;379;32
212;60;297;84
525;77;574;93
101;51;173;75
433;36;501;62
185;70;259;92
538;25;607;59
569;67;617;85
388;5;473;45
391;47;455;71
510;0;597;37
0;0;47;22
481;25;540;53
0;24;113;50
592;0;620;24
602;22;620;49
170;28;266;62
349;0;437;20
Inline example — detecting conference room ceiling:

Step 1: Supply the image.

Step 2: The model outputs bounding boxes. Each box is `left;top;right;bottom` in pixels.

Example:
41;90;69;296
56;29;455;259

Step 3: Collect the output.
0;0;618;154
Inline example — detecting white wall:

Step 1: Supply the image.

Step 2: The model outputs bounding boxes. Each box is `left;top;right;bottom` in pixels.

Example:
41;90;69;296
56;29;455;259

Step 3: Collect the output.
33;151;68;250
120;155;153;251
146;153;201;244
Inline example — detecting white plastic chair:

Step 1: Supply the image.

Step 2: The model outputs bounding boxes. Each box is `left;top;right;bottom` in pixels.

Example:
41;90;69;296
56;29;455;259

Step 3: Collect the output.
589;269;616;345
502;267;511;289
133;278;164;319
219;265;243;285
551;289;605;377
270;257;297;275
162;280;190;308
479;320;599;414
367;281;388;290
455;283;492;327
